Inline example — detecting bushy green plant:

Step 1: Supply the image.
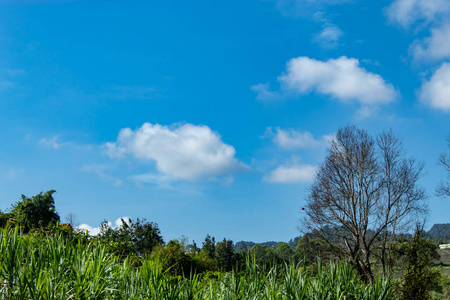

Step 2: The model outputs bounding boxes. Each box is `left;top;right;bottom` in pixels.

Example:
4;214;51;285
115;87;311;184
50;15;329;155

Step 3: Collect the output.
399;230;441;300
9;190;60;232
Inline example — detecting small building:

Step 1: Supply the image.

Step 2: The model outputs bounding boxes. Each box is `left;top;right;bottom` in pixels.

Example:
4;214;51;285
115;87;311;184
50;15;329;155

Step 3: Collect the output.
439;244;450;249
58;223;73;232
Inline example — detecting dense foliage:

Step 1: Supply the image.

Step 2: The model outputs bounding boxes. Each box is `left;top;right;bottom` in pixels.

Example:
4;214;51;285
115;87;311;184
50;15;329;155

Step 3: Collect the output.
399;230;441;300
98;217;164;260
8;190;60;232
0;228;397;300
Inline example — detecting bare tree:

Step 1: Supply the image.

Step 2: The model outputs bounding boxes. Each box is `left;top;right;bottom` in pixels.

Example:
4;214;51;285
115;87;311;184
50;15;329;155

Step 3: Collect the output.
304;126;427;282
437;136;450;198
377;130;427;274
65;213;79;228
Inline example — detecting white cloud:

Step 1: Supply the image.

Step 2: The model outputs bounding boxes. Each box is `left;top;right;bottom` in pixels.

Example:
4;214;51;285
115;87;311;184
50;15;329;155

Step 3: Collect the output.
386;1;450;63
411;23;450;61
386;0;450;28
266;56;397;105
250;83;281;101
355;106;380;119
264;164;317;184
76;223;105;236
276;0;351;16
130;173;175;188
105;123;247;180
80;164;123;186
114;217;131;227
81;164;108;173
419;62;450;112
38;135;68;149
313;23;343;48
76;217;130;236
267;127;326;149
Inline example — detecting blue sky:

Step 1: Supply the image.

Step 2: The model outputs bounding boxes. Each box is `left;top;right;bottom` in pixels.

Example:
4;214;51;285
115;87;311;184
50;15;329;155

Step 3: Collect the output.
0;0;449;244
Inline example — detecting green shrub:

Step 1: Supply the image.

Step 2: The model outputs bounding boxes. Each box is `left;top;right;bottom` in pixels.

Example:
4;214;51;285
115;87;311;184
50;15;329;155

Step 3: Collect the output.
399;230;441;300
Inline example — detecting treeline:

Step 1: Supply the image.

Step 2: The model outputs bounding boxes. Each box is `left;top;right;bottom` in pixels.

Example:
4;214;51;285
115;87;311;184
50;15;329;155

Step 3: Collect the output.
96;219;321;275
0;190;334;274
0;228;398;300
0;189;448;299
86;220;450;300
0;190;443;277
236;222;450;253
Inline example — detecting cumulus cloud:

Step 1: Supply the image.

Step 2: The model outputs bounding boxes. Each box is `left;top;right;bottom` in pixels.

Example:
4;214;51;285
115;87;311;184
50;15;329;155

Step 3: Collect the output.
253;56;397;105
386;0;450;28
114;217;131;227
411;23;450;61
105;123;247;180
264;164;317;184
266;127;327;149
419;62;450;112
76;223;105;236
76;217;130;236
313;23;343;48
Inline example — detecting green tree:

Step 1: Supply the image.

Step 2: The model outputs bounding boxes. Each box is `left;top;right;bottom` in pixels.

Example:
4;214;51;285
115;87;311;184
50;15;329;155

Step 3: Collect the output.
98;219;135;259
202;234;216;259
150;240;193;275
215;238;236;271
99;217;163;259
295;236;312;263
249;244;277;267
130;218;164;256
400;229;441;300
10;190;60;231
295;234;341;266
275;242;293;264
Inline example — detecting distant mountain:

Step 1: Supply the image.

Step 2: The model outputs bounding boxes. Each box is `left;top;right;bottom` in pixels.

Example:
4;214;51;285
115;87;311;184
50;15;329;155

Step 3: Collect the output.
234;241;280;252
234;223;450;252
234;237;303;252
426;223;450;243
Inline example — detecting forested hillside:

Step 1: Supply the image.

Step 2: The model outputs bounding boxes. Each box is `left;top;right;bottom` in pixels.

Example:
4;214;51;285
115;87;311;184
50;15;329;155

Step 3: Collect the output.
236;223;450;252
426;224;450;243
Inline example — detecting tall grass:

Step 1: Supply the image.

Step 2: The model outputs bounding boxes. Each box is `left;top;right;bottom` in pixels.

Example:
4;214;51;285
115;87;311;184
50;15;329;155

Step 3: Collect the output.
0;228;396;299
